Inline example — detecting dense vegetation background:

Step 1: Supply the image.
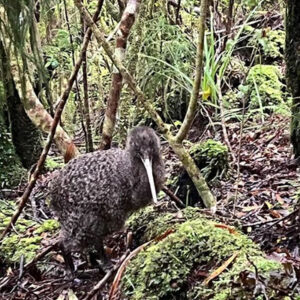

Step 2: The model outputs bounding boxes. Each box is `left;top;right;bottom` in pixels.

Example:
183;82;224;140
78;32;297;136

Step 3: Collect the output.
0;0;299;299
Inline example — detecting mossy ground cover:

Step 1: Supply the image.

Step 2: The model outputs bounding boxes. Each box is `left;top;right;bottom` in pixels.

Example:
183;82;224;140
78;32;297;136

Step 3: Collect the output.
123;206;298;300
0;200;60;266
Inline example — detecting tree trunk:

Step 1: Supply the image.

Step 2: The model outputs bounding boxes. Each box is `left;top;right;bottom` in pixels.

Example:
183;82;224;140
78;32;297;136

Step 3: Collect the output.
286;0;300;158
7;90;43;169
10;64;80;162
0;41;42;169
99;0;141;150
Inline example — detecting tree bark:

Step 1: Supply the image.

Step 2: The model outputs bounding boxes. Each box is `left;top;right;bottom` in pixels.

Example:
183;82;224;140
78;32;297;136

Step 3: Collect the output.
74;0;216;210
99;0;141;150
0;41;42;169
286;0;300;158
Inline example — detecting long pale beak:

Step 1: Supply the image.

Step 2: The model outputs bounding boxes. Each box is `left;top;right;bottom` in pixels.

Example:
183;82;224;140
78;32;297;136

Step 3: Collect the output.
141;157;158;204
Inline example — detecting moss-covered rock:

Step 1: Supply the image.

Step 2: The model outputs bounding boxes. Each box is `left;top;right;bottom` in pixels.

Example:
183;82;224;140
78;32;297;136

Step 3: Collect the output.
122;207;298;300
238;64;288;114
0;200;60;265
172;140;228;206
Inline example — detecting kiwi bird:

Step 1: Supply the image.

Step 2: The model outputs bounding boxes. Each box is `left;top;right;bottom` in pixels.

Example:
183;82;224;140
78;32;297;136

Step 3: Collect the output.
49;126;165;273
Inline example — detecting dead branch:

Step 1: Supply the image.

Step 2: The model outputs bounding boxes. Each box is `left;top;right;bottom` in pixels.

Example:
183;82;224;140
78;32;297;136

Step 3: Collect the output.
162;186;185;208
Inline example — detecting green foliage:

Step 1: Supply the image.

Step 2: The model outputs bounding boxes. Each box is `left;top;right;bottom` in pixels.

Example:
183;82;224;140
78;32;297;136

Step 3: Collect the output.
245;26;285;60
125;13;194;124
122;207;282;300
0;120;25;188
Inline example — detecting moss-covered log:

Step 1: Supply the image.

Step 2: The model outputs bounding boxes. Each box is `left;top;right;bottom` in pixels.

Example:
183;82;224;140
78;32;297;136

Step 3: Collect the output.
286;0;300;158
122;206;300;300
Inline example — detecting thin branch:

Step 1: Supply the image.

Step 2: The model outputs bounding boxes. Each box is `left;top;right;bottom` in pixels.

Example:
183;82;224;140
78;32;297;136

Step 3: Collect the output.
81;4;94;152
175;0;209;143
217;77;236;163
162;186;185;208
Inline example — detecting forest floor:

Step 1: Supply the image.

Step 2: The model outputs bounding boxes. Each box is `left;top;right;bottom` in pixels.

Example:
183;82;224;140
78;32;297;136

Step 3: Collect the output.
0;114;299;299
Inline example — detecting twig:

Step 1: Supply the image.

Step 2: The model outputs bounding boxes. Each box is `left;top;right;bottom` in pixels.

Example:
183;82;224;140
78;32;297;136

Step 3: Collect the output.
83;250;130;300
242;208;300;228
0;240;59;291
203;251;239;285
24;240;59;271
265;208;300;231
0;2;104;242
162;186;185;208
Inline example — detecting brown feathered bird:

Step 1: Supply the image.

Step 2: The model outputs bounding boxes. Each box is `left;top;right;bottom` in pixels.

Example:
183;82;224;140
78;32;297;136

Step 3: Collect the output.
49;126;165;273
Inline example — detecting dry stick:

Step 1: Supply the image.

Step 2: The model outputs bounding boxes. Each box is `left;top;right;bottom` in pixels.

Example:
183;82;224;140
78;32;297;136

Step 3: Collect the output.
162;186;185;208
175;0;209;143
265;208;300;231
74;0;216;210
233;95;246;215
99;0;141;150
0;3;104;242
83;250;130;300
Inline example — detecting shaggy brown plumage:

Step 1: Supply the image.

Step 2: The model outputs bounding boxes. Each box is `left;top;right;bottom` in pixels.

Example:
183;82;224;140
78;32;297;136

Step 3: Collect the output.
49;126;165;273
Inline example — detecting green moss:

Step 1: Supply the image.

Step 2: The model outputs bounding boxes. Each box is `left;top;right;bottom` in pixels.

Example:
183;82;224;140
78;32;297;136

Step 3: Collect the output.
0;200;60;264
36;219;60;233
239;64;288;113
127;206;175;243
122;212;282;300
189;140;228;180
45;157;64;171
1;235;42;263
